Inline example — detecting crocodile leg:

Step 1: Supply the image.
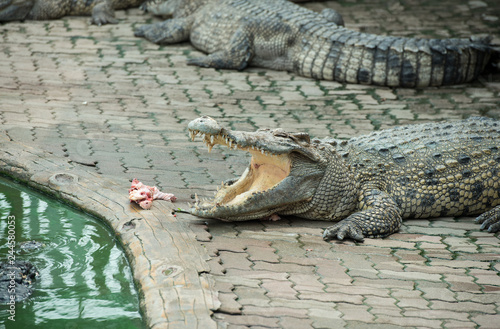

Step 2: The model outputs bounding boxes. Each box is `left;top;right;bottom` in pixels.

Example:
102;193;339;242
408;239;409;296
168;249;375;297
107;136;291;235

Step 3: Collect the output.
320;8;344;26
91;0;117;25
323;189;402;242
134;17;193;44
187;26;253;70
476;206;500;233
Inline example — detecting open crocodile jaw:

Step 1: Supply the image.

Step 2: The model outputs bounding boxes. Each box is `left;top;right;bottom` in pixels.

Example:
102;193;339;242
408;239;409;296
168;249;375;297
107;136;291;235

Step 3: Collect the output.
188;117;318;220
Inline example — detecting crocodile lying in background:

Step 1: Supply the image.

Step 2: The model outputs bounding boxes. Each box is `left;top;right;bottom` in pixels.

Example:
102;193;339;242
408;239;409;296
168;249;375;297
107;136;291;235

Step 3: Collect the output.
0;0;144;25
135;0;497;88
187;116;500;241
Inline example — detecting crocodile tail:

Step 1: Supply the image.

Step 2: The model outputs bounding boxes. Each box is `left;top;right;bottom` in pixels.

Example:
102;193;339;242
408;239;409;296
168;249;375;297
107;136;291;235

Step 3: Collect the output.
299;29;494;87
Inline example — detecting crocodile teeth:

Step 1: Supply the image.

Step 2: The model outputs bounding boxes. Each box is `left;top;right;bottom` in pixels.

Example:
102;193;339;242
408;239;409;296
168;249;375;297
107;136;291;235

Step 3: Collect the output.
189;130;197;141
190;200;200;210
207;143;213;153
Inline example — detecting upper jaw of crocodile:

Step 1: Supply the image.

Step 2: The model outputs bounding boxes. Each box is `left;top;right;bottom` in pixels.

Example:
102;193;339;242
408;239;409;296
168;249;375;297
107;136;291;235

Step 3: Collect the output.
187;116;325;220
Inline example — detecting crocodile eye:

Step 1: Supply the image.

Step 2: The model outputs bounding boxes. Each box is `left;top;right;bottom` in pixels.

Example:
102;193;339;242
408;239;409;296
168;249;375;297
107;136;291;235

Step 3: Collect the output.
272;129;287;137
290;132;311;144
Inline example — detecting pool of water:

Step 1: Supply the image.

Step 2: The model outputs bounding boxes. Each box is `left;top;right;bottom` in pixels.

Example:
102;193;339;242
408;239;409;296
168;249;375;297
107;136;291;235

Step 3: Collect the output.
0;177;144;328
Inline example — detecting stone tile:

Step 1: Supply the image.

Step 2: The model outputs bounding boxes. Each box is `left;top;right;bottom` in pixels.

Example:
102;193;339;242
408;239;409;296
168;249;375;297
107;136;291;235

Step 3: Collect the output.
470;314;500;328
324;283;390;298
278;255;321;266
246;245;279;263
232;286;271;307
404;309;470;321
468;268;500;286
378;269;442;282
336;303;374;322
444;274;482;293
315;261;352;285
252;261;315;274
374;315;442;328
288;273;325;293
216;314;279;328
430;300;496;314
392;249;427;264
261;279;298;299
219;251;253;270
354;277;415;290
308;307;346;329
455;291;500;304
278;317;314;329
238;230;299;243
218;292;242;315
243;306;308;319
371;254;404;272
209;236;270;253
299;291;363;305
443;319;476;329
206;258;225;276
391;288;428;310
416;281;456;302
224;269;288;281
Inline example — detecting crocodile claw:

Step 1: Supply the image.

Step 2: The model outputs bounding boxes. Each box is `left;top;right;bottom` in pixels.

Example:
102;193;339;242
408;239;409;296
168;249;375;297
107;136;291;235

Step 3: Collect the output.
134;23;166;43
323;221;365;242
90;13;118;26
90;2;118;25
475;206;500;233
186;56;213;68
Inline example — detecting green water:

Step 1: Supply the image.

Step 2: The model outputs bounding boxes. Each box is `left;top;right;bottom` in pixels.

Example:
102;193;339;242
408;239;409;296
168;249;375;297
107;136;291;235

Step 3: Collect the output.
0;177;144;329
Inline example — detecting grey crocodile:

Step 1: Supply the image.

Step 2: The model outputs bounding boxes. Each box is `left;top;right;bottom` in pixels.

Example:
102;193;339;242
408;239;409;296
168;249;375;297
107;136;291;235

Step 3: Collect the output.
187;116;500;241
0;0;144;25
135;0;497;88
0;260;39;303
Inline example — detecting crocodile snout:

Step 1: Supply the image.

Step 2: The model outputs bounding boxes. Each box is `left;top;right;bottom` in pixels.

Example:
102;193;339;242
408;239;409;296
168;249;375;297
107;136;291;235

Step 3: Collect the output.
187;116;222;135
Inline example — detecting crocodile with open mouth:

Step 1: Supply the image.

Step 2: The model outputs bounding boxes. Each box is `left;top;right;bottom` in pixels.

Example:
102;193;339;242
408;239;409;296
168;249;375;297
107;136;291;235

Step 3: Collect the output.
187;116;500;242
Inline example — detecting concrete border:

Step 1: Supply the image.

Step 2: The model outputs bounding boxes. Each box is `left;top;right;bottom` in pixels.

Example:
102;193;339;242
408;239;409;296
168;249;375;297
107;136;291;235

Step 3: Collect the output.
0;132;220;329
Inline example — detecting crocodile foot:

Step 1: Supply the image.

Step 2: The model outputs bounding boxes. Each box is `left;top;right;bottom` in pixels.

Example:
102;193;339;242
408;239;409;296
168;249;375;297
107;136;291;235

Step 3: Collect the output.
323;220;365;242
90;1;118;25
135;18;191;44
475;206;500;233
186;47;252;71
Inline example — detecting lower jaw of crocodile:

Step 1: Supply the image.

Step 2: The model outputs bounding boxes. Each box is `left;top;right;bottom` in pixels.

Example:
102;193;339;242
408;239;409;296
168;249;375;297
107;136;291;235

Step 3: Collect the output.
189;131;293;220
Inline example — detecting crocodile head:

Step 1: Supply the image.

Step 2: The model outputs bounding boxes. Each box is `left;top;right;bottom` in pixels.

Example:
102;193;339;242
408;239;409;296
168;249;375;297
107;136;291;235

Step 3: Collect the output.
187;116;338;221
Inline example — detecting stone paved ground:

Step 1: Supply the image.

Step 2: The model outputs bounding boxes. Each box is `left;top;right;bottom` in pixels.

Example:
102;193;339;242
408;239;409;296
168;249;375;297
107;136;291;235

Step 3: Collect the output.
1;0;500;328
